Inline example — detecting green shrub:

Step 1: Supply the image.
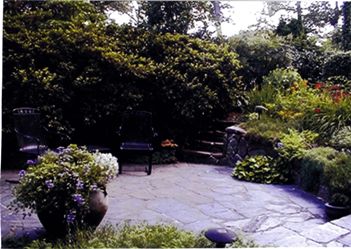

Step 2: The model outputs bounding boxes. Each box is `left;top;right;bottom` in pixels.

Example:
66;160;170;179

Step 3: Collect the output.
329;126;351;150
300;147;338;193
262;68;303;91
228;30;295;87
323;51;351;79
324;153;351;206
3;223;256;248
276;129;318;162
3;1;243;154
240;115;290;142
245;83;278;111
292;47;326;83
232;155;288;184
274;129;318;182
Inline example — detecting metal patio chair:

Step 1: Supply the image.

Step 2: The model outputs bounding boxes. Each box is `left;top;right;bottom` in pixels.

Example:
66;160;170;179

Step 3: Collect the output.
13;107;48;157
117;111;157;175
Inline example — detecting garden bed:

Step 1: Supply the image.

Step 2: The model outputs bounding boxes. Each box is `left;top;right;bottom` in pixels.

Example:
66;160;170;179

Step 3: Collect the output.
228;68;351;218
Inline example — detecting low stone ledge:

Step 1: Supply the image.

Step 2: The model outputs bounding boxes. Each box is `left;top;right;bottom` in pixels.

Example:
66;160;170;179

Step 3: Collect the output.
225;126;247;136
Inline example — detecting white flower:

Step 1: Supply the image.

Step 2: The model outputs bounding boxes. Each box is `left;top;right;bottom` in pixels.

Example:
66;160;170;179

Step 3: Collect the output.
93;152;119;177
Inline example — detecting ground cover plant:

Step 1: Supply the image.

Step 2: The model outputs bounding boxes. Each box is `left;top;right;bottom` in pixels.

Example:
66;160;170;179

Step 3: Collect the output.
232;155;286;184
2;223;257;248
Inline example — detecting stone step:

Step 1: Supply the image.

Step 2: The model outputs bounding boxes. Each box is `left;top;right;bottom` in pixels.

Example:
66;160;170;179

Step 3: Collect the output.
190;140;224;153
180;149;225;165
198;130;226;142
214;120;238;130
182;149;223;158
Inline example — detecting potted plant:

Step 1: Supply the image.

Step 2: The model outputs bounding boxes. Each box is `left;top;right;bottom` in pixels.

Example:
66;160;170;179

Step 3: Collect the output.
325;194;351;220
10;144;118;236
156;139;178;164
323;152;351;220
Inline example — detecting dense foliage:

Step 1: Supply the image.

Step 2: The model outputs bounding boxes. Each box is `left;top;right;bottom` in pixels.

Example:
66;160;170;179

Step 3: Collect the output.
236;68;351;187
229;29;351;89
3;1;243;154
324;152;351;206
228;31;294;87
240;115;289;142
300;147;338;193
329;126;351;150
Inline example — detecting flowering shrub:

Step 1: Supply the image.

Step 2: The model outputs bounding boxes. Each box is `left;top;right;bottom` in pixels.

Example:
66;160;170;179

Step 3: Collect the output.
160;139;178;148
10;144;118;226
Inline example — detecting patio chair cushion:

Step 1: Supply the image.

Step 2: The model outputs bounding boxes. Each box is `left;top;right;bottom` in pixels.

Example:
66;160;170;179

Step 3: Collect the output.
120;142;153;151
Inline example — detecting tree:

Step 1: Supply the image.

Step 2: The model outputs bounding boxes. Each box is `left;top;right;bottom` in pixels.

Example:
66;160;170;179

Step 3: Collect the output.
89;0;132;14
133;1;230;37
304;2;340;34
276;18;304;38
255;1;340;38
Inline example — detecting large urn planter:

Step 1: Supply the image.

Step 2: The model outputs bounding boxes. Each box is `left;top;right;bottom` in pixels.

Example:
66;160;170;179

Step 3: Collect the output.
325;203;351;220
10;145;118;238
37;190;109;236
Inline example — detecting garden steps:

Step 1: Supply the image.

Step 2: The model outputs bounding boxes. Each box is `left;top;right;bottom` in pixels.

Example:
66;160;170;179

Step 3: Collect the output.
179;114;243;165
185;139;224;154
180;149;224;165
197;130;226;143
214;120;238;130
182;149;223;158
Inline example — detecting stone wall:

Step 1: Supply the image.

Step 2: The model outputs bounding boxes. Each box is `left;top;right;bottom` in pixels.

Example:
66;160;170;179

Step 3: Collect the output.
224;125;277;166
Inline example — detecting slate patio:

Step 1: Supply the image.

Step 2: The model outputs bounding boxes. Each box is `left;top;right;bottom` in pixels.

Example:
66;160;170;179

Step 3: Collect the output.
2;163;351;247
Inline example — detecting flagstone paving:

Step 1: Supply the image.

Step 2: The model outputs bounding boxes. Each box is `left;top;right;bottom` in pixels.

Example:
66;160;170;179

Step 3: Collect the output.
2;163;351;246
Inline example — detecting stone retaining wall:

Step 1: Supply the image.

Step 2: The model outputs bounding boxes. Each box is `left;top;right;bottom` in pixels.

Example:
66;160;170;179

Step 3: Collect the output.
224;125;277;166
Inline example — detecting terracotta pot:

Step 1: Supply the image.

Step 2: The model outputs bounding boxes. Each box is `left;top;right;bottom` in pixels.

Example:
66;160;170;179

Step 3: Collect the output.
325;202;351;220
37;190;108;237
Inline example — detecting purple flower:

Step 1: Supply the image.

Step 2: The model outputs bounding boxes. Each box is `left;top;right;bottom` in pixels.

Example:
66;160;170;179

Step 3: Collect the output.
90;184;98;191
45;180;54;189
76;180;84;190
56;146;65;153
66;212;76;224
72;194;85;206
26;159;37;165
18;170;26;178
276;142;284;148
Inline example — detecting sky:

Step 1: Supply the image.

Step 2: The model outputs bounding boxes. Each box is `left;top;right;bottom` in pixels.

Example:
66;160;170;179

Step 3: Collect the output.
221;1;266;36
